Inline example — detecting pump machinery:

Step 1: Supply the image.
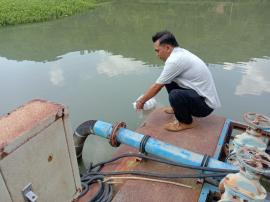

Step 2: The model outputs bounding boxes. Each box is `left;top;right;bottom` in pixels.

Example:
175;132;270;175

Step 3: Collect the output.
73;111;270;202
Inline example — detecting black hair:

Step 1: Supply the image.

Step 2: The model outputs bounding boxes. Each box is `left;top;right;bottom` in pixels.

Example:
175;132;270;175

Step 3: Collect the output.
152;31;179;47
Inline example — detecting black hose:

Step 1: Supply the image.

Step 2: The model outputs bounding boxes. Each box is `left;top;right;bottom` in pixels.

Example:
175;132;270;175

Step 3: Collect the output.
79;153;237;201
90;153;238;173
88;170;228;179
80;175;113;202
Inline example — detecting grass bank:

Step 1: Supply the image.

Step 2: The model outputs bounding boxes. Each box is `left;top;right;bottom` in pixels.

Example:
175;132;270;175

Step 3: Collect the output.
0;0;99;26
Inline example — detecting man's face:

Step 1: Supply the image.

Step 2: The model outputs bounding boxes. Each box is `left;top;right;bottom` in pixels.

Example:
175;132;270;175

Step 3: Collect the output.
153;40;172;62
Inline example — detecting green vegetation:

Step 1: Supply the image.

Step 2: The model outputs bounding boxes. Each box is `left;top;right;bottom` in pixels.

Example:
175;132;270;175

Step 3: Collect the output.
0;0;99;26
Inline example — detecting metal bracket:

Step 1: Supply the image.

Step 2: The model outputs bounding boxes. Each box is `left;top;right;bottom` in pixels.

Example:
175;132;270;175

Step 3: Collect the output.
22;183;38;202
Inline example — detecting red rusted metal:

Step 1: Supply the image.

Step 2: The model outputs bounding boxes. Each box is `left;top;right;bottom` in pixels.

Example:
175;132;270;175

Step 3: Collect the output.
0;99;64;159
109;122;127;147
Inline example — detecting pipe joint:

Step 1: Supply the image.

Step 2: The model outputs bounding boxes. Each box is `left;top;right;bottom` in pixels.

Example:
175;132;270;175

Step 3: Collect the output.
108;122;126;147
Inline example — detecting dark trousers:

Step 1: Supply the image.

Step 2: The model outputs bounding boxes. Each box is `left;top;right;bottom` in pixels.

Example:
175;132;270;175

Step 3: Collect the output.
165;82;213;124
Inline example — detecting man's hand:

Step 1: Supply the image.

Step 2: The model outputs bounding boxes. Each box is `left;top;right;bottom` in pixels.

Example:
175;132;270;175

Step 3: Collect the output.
136;100;144;110
135;83;164;111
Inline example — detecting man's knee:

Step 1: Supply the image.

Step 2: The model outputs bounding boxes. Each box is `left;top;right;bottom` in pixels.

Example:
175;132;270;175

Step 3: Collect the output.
169;89;186;106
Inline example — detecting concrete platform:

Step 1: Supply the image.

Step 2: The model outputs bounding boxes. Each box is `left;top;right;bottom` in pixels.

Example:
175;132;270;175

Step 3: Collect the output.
78;107;226;202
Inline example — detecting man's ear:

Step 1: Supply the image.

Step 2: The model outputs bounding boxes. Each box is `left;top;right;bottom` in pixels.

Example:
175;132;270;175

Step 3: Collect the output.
166;44;172;52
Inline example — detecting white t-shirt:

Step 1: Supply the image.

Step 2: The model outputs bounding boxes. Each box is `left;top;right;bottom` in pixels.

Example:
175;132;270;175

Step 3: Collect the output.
156;47;221;109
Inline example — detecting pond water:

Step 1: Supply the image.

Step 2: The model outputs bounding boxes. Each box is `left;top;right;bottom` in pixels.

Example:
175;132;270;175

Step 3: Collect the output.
0;0;270;167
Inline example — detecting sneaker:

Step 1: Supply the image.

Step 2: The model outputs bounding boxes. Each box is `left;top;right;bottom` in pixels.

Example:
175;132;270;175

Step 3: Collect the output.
163;107;174;114
164;120;195;132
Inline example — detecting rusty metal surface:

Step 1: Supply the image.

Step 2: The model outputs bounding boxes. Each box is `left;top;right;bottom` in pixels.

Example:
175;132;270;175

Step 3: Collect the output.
135;108;226;155
78;108;226;202
0;99;64;158
112;160;201;202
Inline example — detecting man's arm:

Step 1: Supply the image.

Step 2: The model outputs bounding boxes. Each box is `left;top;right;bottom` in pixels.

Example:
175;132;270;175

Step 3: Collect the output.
136;83;164;110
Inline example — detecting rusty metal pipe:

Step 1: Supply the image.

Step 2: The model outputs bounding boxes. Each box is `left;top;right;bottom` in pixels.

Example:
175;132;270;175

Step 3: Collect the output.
73;120;97;158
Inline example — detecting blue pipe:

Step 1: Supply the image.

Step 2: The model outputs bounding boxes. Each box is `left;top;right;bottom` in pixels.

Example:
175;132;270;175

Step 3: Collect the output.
93;120;238;171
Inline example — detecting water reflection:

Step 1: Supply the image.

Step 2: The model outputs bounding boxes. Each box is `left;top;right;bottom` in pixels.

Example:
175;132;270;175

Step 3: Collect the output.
222;57;270;96
0;50;155;126
49;66;65;86
96;50;147;77
214;3;226;15
235;57;270;96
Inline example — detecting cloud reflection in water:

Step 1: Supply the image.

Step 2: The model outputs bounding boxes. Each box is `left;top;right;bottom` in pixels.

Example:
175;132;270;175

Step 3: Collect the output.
96;50;147;77
223;57;270;96
49;66;65;86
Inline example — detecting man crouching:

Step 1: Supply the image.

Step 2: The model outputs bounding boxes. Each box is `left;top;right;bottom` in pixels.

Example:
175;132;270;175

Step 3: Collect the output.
136;31;221;132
